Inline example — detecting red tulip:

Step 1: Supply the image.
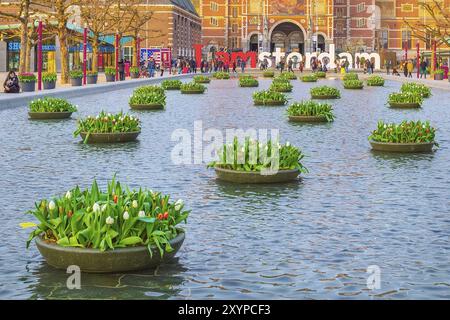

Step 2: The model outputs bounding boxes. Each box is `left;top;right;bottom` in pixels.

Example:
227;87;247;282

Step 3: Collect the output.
113;195;118;204
67;210;73;218
163;212;169;220
157;213;163;220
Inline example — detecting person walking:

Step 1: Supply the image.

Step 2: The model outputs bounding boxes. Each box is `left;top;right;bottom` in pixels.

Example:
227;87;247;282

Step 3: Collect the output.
241;59;246;73
3;71;20;93
288;58;293;73
147;58;155;78
403;62;408;77
407;60;414;78
386;60;392;75
160;62;165;77
118;59;125;81
420;59;428;79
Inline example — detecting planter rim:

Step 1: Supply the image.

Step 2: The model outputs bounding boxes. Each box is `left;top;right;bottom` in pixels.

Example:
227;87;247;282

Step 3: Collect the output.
80;131;141;135
254;101;286;106
311;94;339;99
36;231;185;254
369;140;434;146
215;167;300;175
129;103;165;110
288;115;328;122
388;102;421;108
181;90;205;94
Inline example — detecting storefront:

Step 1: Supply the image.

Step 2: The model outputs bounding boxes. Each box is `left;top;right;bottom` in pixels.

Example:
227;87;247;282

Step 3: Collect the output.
68;42;115;71
6;40;20;71
34;41;56;73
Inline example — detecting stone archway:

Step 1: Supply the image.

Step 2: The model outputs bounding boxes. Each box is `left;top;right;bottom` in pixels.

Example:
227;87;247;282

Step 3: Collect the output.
270;21;305;54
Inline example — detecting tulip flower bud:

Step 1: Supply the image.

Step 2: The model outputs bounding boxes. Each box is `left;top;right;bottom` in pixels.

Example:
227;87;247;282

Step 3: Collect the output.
138;211;145;218
132;200;138;209
48;201;56;211
123;211;130;220
93;203;101;213
106;216;114;225
65;191;72;200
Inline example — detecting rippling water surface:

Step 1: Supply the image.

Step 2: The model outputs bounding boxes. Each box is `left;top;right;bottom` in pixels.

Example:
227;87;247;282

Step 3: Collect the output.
1;76;450;299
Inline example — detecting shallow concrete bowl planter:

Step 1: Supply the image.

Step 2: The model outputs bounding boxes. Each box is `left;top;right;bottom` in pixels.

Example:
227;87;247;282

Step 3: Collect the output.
343;85;363;89
194;79;211;84
20;81;36;92
129;103;164;110
288;115;328;123
43;81;56;90
370;141;434;153
301;78;317;83
311;94;339;99
79;131;140;143
389;102;421;109
272;88;292;93
239;83;259;87
254;100;286;106
29;112;73;120
214;167;300;184
35;232;185;273
181;90;205;94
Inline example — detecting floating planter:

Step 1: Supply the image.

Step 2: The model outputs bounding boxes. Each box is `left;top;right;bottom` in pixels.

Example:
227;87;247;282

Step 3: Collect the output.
42;72;57;90
366;75;385;86
161;79;182;90
69;70;83;87
105;67;116;82
388;92;423;108
270;80;293;92
74;111;141;144
310;86;340;99
369;120;437;153
287;100;334;123
194;75;211;84
28;97;77;120
87;71;98;84
22;177;189;273
129;86;166;110
263;71;275;78
213;71;230;79
239;77;259;87
18;73;36;92
279;72;297;80
207;138;308;184
301;75;318;82
343;80;364;89
400;82;431;98
180;82;206;94
343;72;359;81
314;71;327;78
253;90;288;106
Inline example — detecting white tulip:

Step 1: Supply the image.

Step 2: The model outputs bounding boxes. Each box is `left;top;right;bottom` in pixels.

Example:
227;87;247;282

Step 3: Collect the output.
123;211;130;220
48;201;56;211
174;199;183;211
93;203;101;213
106;216;114;225
132;200;138;208
65;191;72;200
138;211;146;218
286;141;290;147
101;204;107;213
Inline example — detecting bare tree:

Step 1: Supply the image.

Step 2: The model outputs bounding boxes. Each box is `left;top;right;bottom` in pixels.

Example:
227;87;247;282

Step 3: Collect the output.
0;0;33;73
404;0;450;47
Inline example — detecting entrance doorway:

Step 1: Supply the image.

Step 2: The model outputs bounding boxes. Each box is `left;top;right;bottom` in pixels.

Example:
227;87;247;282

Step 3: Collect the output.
250;34;258;52
270;22;305;54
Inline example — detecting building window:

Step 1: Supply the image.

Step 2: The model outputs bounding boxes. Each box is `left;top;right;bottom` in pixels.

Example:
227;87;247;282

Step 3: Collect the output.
380;30;388;49
210;1;219;12
232;23;238;33
356;3;366;13
401;4;414;13
210;17;218;26
402;29;412;49
356;18;366;28
232;7;238;18
230;37;238;49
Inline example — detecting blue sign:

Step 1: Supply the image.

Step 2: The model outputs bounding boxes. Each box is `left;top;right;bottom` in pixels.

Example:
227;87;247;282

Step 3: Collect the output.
69;44;114;53
7;42;20;51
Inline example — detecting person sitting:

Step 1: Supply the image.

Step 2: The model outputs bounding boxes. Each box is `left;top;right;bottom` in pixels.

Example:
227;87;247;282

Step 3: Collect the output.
3;71;20;93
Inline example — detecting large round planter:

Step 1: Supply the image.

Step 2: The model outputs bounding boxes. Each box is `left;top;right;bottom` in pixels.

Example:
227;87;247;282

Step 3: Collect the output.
388;102;421;109
311;94;339;99
130;72;139;79
239;83;259;87
344;85;363;89
434;74;444;81
367;83;384;87
43;81;56;90
29;112;73;120
164;86;181;90
87;75;98;84
79;131;140;143
181;90;205;94
71;77;82;87
35;232;185;273
106;74;116;82
214;167;300;184
370;141;434;153
129;103;164;110
20;81;35;92
301;79;317;83
194;79;211;84
272;88;292;93
288;115;328;123
254;100;286;106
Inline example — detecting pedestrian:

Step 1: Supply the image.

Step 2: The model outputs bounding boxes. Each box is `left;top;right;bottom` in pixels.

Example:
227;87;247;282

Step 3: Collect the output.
407;60;414;78
3;71;20;93
232;60;237;73
118;59;125;81
420;59;428;79
402;62;408;77
148;58;155;78
160;62;165;77
241;59;246;73
386;60;392;75
344;59;349;73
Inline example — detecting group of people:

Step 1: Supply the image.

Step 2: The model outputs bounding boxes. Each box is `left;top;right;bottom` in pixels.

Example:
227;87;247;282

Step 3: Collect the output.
386;59;430;78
